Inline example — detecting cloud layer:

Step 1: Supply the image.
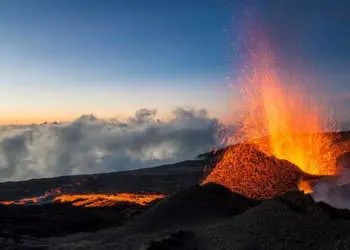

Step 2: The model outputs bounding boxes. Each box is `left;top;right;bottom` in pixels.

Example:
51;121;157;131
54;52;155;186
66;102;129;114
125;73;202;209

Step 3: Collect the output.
0;108;220;182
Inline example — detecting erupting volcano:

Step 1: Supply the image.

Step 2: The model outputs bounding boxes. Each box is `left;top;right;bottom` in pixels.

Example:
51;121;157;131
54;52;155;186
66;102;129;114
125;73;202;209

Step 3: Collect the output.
203;37;347;198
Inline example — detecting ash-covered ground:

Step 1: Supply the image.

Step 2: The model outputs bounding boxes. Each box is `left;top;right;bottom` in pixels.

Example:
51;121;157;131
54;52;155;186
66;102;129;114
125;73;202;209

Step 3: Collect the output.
1;131;350;250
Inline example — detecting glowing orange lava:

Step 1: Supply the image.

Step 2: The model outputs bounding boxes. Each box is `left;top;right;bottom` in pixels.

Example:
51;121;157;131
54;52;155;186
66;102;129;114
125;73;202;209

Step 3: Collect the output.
204;36;344;197
243;77;338;175
0;188;62;206
0;192;166;207
298;178;313;194
203;143;305;199
53;193;166;207
238;43;342;176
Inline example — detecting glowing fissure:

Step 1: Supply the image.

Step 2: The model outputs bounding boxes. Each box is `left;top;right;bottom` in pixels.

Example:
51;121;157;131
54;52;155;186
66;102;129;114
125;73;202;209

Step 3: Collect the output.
0;188;62;206
52;193;166;207
0;191;166;207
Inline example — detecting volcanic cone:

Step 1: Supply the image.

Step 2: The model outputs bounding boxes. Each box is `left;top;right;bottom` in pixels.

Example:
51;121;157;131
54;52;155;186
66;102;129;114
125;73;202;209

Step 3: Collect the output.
203;144;316;199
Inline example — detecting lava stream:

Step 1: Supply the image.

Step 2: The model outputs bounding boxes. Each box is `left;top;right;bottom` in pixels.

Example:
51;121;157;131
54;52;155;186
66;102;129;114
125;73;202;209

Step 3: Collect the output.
0;192;166;207
53;193;166;207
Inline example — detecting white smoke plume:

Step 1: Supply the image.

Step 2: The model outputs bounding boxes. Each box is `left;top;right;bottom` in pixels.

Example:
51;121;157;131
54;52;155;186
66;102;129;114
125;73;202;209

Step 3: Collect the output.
0;108;220;182
311;153;350;209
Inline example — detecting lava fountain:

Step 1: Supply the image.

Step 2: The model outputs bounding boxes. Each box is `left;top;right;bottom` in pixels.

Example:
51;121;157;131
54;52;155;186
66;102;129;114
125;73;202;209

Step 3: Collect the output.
204;36;346;198
239;54;339;176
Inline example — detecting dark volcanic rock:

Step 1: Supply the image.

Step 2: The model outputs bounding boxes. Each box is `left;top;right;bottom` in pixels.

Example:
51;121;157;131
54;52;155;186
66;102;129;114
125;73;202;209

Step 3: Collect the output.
147;230;198;250
200;191;350;250
0;202;144;238
0;160;209;201
276;191;330;217
3;131;350;249
47;190;350;249
124;183;259;234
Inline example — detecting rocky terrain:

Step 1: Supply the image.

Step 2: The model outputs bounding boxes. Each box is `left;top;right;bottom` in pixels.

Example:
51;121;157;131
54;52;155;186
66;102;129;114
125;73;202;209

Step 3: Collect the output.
1;131;350;249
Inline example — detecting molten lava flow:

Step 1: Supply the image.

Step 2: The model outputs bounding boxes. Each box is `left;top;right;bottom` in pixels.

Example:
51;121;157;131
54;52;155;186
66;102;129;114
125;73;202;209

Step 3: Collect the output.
53;193;166;207
0;188;62;206
0;192;166;207
204;35;345;197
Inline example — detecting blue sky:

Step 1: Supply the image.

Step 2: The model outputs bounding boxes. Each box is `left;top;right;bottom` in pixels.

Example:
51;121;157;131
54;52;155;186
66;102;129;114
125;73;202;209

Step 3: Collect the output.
0;0;349;124
0;1;232;77
0;0;236;123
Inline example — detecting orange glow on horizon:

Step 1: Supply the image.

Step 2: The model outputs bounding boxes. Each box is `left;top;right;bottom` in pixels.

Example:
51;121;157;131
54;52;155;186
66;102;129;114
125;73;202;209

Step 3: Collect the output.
0;117;72;125
0;112;132;125
0;108;223;125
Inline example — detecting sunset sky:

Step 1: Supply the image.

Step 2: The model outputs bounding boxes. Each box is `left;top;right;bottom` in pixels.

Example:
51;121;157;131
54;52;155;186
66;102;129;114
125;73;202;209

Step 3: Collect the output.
0;0;349;124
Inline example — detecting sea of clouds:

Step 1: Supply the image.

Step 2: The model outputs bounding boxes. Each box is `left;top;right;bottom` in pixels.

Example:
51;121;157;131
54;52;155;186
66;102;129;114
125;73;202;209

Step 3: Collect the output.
0;108;222;182
3;105;350;211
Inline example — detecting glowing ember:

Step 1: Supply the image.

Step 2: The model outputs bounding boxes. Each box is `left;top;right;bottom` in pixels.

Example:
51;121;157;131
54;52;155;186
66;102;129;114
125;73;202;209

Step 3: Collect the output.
238;48;340;176
0;192;165;207
204;36;344;197
298;178;313;194
203;144;305;199
53;193;166;207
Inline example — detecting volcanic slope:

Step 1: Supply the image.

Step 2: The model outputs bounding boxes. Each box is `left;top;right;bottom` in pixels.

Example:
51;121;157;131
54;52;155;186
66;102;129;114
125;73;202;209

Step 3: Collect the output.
48;184;350;250
203;143;315;199
121;183;260;233
198;191;350;250
50;183;259;249
2;131;350;249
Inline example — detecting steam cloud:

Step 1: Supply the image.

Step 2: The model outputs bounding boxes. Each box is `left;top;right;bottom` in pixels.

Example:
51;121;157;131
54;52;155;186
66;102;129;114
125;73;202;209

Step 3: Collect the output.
0;108;220;182
311;169;350;209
